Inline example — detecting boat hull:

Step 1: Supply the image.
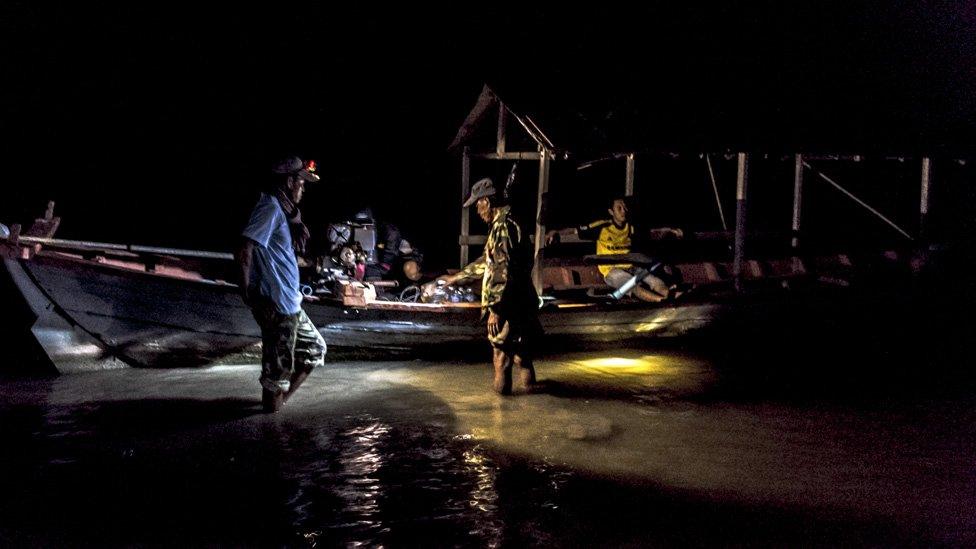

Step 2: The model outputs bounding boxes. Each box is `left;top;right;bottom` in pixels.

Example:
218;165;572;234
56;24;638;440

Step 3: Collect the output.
4;254;722;372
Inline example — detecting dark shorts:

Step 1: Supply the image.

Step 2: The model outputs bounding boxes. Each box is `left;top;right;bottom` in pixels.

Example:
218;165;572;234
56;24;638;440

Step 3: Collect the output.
488;313;543;355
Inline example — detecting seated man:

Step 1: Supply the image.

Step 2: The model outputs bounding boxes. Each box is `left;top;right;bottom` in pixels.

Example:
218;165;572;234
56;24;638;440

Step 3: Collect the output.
326;208;424;285
545;196;683;302
372;220;425;285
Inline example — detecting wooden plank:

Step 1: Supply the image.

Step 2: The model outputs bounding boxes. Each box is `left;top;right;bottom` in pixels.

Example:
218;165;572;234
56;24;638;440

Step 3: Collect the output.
496;102;507;155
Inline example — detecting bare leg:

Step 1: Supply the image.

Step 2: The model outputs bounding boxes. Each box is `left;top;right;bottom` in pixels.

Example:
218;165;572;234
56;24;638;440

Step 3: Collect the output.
285;311;325;402
493;348;513;396
642;273;671;298
283;369;311;402
606;267;666;302
513;354;537;391
632;285;666;302
254;306;298;413
262;388;284;412
514;355;536;384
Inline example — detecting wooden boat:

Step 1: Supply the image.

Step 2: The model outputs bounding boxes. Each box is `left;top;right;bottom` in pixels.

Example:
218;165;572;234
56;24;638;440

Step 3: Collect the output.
2;208;908;374
2;231;735;372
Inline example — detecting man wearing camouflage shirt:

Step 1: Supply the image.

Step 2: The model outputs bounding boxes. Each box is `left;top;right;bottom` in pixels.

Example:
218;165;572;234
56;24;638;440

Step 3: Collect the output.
431;177;541;395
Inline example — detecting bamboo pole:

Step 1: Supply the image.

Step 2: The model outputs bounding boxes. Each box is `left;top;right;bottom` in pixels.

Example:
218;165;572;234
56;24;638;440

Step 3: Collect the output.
803;161;913;240
705;154;728;231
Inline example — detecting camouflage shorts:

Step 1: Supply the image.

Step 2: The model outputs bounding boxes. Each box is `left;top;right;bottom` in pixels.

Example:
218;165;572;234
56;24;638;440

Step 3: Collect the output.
252;301;326;393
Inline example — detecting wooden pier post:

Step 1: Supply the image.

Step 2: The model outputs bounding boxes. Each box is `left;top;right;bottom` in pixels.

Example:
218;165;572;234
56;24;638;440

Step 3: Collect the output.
791;154;804;249
496;103;507;156
733;153;749;292
460;146;471;267
532;147;551;295
625;153;635;197
919;157;931;242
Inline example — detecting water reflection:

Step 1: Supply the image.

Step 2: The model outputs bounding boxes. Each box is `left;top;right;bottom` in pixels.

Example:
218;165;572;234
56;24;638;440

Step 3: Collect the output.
0;346;973;546
336;418;388;530
461;443;502;546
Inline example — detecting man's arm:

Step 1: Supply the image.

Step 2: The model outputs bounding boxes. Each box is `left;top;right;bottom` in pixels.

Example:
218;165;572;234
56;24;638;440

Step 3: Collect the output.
484;228;511;314
647;227;684;239
438;257;486;286
544;227;579;245
421;256;486;301
548;220;611;245
235;238;255;302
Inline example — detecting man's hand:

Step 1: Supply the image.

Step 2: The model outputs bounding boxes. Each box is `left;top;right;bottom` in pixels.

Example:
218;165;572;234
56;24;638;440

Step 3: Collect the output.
241;286;253;306
435;274;458;287
487;310;501;338
421;277;448;301
545;230;559;245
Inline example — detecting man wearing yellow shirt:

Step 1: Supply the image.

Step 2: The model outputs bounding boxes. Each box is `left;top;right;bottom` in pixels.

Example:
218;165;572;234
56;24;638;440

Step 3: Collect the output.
546;197;682;302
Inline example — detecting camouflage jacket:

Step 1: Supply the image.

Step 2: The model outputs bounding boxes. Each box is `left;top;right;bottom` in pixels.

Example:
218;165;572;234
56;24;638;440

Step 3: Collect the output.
456;206;537;317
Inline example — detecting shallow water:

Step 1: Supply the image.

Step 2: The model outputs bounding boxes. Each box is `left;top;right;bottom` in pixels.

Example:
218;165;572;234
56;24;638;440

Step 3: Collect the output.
1;338;974;546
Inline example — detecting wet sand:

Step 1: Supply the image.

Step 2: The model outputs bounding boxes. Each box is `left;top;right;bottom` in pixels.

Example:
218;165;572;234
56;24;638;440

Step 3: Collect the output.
1;343;974;546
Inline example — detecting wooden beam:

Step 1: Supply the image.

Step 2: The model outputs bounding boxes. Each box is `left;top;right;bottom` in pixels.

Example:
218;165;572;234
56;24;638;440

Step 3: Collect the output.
920;157;931;241
801;154;864;162
460;146;471;267
14;236;235;260
496;103;507;156
791;154;804;249
624;153;635;197
470;151;541;160
532;148;551;295
459;235;487;246
460;234;543;246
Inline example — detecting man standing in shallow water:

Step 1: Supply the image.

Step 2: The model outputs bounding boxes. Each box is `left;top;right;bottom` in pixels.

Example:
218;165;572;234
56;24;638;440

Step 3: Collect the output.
237;156;327;413
428;177;542;395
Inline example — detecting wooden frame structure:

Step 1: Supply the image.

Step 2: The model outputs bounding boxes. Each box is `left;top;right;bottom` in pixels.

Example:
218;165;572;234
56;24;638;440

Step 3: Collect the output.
453;86;957;295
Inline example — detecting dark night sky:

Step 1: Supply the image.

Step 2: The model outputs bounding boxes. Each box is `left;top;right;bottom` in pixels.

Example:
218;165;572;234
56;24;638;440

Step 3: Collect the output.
1;3;974;267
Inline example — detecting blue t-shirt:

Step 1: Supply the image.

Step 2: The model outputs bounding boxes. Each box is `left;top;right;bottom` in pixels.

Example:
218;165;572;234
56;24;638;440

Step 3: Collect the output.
242;193;302;315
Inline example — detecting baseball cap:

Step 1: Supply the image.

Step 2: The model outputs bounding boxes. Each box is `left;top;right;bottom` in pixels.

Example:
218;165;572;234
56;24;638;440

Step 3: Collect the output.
462;177;496;207
272;156;320;182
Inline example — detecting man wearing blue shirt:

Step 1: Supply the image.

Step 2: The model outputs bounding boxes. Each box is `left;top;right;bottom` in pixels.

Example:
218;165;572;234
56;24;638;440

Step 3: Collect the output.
237;156;327;413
